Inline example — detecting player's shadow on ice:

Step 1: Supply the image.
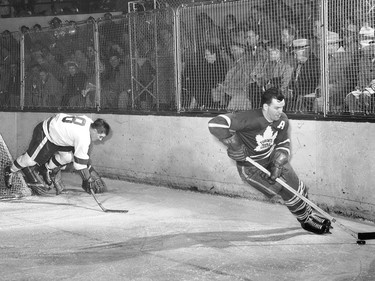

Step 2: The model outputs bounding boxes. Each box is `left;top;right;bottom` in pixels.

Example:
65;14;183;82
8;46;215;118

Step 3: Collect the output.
83;227;311;251
40;228;314;266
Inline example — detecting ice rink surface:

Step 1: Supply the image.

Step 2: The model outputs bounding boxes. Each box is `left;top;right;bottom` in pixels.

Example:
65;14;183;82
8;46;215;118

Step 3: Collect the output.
1;173;375;281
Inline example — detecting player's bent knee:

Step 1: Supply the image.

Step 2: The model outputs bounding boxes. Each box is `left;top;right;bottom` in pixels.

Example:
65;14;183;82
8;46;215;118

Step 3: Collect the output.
18;153;37;167
237;164;282;198
54;151;73;165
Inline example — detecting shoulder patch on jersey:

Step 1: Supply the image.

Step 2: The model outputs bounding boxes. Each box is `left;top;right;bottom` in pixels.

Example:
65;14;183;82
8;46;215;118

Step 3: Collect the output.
277;120;286;130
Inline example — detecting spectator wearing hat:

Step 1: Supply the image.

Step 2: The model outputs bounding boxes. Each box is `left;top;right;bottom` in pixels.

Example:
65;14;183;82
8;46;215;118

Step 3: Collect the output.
346;25;375;114
61;61;88;106
211;41;253;111
250;42;294;99
288;38;320;112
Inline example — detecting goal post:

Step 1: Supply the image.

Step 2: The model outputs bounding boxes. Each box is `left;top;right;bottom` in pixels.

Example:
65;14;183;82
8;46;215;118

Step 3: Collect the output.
0;134;31;199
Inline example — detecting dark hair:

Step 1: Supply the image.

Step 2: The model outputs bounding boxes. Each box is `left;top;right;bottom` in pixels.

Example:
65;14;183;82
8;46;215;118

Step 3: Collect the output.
91;119;110;135
261;87;284;105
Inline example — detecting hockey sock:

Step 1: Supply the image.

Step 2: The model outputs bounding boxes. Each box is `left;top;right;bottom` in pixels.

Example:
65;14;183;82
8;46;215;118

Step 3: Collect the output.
284;181;312;222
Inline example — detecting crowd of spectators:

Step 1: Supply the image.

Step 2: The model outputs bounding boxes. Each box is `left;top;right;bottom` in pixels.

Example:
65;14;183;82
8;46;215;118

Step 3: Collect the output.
0;11;135;109
182;0;318;112
0;0;374;114
0;0;125;18
181;0;375;114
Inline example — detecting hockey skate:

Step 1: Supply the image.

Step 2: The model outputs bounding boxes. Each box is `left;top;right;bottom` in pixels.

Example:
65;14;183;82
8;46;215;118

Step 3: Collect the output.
301;213;331;234
4;166;13;189
38;164;52;186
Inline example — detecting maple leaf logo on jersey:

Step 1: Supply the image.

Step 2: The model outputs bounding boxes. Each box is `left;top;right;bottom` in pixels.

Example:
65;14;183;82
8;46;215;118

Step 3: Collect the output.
254;126;278;152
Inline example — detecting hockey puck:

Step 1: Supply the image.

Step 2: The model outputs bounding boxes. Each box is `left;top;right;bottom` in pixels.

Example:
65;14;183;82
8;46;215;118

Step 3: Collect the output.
357;240;366;245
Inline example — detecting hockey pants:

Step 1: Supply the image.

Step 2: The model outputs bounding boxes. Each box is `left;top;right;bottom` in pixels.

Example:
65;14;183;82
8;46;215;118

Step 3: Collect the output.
237;161;312;222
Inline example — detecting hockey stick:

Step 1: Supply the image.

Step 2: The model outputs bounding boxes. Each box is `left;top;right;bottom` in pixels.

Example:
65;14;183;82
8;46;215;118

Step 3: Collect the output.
245;157;375;241
90;189;128;213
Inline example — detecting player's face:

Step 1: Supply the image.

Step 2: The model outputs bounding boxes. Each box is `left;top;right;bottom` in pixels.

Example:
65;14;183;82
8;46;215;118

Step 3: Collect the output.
97;133;106;141
246;30;258;46
264;98;285;121
91;129;107;143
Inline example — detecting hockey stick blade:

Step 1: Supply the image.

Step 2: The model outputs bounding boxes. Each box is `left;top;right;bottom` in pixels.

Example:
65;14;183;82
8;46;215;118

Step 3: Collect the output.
245;157;375;241
90;189;128;213
104;209;129;213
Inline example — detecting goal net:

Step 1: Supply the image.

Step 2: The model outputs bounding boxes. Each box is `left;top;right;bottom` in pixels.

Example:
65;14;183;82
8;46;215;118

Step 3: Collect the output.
0;134;31;199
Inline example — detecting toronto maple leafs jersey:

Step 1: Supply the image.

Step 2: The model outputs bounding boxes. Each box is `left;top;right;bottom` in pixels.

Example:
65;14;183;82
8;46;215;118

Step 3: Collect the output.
208;109;290;160
42;113;93;169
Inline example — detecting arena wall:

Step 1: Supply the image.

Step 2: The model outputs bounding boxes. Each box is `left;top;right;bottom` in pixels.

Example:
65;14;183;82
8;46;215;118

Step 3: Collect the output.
1;112;374;221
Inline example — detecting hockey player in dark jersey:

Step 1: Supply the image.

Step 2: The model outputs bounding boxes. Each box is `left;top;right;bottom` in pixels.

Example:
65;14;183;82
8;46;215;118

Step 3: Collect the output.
208;87;331;234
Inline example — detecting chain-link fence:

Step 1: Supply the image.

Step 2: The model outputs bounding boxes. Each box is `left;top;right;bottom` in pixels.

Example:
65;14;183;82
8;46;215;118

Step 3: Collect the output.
128;7;176;111
0;30;21;109
23;19;97;110
177;0;321;113
4;0;375;118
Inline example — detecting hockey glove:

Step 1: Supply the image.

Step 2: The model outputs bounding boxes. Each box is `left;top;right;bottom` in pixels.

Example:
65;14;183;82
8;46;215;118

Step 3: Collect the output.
88;166;107;193
79;166;107;194
82;177;96;194
221;134;248;162
267;150;289;184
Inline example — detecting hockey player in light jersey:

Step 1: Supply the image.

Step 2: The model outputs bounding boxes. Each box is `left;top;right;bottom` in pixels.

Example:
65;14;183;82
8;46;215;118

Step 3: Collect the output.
208;87;331;234
4;113;110;195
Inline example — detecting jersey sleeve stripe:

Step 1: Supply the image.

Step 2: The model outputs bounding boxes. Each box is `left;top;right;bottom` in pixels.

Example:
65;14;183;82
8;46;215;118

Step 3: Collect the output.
208;123;230;129
30;136;48;160
275;147;291;155
218;114;231;127
277;139;290;145
74;156;89;165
